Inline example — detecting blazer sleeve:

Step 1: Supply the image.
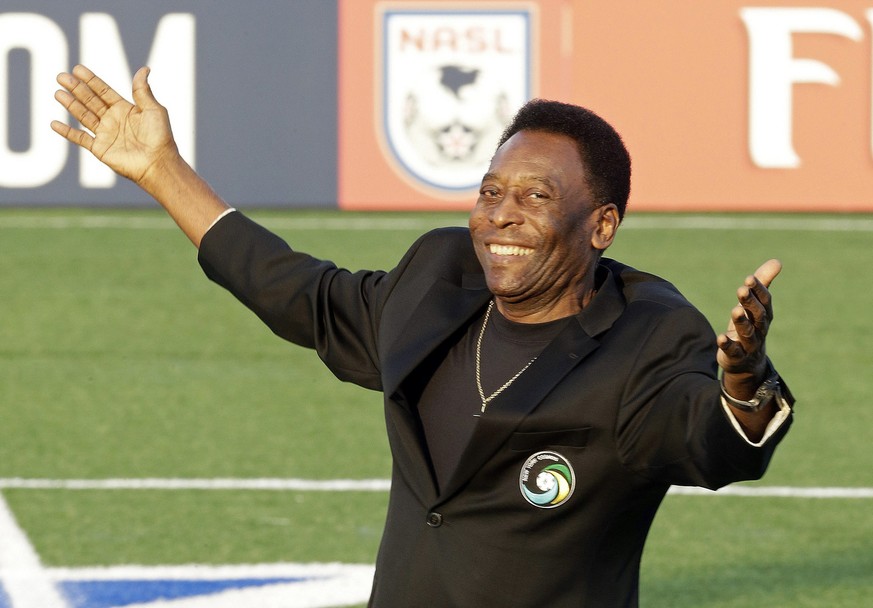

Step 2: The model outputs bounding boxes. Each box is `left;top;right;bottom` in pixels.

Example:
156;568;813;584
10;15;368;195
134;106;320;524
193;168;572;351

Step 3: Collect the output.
615;302;793;490
196;211;390;390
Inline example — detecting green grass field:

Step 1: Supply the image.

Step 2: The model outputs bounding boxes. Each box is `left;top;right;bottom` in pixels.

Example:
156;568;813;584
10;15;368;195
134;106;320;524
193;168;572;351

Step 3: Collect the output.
1;209;871;607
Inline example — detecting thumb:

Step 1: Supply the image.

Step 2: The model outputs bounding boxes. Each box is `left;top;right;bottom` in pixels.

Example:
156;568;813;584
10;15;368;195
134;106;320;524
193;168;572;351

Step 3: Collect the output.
753;258;782;288
131;66;160;109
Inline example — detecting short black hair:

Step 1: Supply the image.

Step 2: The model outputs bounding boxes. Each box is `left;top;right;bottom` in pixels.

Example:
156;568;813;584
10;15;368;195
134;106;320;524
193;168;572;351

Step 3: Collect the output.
497;99;631;219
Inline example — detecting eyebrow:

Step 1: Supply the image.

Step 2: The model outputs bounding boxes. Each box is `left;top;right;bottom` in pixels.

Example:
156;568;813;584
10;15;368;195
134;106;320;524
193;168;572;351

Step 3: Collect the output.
480;172;560;189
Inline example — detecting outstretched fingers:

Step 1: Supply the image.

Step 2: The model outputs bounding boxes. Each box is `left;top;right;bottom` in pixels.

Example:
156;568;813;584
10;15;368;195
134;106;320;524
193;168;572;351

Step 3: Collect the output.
752;258;782;288
717;309;763;374
131;66;160;110
53;65;132;134
717;259;782;374
70;64;125;110
52;87;99;136
50;116;94;151
730;302;761;349
716;329;745;364
54;73;101;125
738;258;781;330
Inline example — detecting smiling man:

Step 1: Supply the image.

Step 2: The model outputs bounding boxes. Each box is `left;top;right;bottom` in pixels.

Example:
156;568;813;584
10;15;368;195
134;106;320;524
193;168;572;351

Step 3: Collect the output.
52;66;793;607
470;129;618;322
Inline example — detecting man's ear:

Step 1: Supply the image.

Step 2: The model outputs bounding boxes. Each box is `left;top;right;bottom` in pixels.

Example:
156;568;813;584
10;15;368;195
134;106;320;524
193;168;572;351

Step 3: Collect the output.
591;203;620;251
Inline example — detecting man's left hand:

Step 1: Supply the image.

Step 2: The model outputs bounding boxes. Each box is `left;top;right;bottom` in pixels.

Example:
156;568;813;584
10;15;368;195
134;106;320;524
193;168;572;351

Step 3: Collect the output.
717;259;781;399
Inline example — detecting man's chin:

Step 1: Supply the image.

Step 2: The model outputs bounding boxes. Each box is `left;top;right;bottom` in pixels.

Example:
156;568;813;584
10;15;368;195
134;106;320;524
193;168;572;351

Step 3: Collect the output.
483;282;529;303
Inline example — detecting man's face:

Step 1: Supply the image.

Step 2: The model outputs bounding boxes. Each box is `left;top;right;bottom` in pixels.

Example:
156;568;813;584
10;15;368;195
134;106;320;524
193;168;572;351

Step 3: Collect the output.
468;130;617;321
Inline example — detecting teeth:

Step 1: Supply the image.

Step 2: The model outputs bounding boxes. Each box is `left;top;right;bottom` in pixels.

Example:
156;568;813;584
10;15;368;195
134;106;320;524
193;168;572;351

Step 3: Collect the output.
489;244;532;256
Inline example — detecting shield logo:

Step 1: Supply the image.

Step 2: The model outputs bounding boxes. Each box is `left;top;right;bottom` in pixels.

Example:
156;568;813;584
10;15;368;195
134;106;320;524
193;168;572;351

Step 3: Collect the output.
379;6;532;193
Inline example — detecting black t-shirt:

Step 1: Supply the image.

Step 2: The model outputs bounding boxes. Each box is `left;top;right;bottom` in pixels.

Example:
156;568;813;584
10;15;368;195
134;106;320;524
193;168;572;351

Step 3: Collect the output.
417;303;570;491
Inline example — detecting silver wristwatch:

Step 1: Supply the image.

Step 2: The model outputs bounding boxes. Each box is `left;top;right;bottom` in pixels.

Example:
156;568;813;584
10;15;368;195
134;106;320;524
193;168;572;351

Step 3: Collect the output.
720;369;782;413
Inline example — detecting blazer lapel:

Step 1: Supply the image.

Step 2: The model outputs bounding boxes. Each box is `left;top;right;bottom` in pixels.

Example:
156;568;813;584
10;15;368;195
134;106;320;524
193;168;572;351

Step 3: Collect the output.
438;266;627;502
437;321;598;500
382;274;490;399
382;273;491;503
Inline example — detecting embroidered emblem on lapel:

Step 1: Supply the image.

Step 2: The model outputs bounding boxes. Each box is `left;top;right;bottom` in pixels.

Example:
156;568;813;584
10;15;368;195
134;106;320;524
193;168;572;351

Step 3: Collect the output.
519;451;575;508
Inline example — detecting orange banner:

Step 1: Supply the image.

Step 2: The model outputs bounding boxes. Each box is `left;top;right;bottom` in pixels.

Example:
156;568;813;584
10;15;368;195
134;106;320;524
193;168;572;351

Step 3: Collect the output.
339;1;873;212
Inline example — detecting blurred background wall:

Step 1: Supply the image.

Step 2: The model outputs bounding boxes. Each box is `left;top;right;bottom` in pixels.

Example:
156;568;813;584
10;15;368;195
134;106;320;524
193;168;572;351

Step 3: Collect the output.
1;0;871;211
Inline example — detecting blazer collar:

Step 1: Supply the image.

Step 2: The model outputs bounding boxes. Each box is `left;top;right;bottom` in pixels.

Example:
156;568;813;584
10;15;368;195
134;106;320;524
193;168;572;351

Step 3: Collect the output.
439;264;626;501
382;273;490;399
383;264;627;504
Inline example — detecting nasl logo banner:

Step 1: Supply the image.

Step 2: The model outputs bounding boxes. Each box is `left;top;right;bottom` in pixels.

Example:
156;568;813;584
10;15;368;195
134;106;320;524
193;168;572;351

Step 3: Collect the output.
338;0;571;210
380;8;530;192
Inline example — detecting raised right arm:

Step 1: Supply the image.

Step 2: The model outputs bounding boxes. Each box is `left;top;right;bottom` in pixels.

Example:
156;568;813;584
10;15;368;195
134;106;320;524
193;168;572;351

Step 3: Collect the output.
52;64;229;247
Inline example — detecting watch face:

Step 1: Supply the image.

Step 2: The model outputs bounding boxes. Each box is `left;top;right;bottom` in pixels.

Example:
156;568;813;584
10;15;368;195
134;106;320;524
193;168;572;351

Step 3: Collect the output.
720;370;782;412
754;376;781;406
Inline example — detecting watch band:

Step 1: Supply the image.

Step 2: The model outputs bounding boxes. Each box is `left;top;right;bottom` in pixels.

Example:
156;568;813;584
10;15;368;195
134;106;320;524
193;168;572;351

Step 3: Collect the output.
720;368;782;413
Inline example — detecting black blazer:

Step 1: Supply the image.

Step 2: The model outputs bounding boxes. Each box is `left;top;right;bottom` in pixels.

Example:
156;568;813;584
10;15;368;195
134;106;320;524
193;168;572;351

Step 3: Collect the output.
198;212;792;607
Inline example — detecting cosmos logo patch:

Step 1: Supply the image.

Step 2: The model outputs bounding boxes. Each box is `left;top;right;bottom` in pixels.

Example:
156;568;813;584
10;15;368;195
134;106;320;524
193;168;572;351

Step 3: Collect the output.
519;451;575;508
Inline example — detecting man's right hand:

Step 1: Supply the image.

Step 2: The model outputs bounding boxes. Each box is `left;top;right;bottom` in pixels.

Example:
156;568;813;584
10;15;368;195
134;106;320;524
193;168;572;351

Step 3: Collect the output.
52;65;230;248
52;64;179;190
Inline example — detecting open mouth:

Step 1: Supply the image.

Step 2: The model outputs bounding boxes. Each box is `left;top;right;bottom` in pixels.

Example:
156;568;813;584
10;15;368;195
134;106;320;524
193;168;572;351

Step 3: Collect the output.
488;243;533;256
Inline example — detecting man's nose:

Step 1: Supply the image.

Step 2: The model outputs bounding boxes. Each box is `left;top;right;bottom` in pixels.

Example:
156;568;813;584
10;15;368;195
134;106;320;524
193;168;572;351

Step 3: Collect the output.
490;192;524;228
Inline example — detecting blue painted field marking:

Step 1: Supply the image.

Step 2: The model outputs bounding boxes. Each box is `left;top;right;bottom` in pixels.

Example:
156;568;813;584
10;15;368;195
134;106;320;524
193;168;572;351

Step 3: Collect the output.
60;577;320;608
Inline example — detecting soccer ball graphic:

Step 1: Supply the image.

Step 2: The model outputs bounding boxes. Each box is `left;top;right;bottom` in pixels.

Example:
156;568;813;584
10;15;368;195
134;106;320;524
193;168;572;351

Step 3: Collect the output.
401;64;513;169
520;452;576;508
536;471;557;492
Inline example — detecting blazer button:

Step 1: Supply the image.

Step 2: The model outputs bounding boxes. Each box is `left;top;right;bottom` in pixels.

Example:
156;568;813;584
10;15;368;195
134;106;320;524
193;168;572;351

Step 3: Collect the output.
426;511;443;528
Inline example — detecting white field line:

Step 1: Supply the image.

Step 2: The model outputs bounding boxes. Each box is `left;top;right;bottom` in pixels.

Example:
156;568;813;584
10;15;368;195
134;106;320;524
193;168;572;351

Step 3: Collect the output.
667;485;873;498
2;213;873;232
0;478;871;498
0;215;463;231
0;493;70;608
622;215;873;232
0;478;391;491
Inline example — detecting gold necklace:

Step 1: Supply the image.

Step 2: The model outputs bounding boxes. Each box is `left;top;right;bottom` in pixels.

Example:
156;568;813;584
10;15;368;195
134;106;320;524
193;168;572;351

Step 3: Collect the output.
475;301;538;414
